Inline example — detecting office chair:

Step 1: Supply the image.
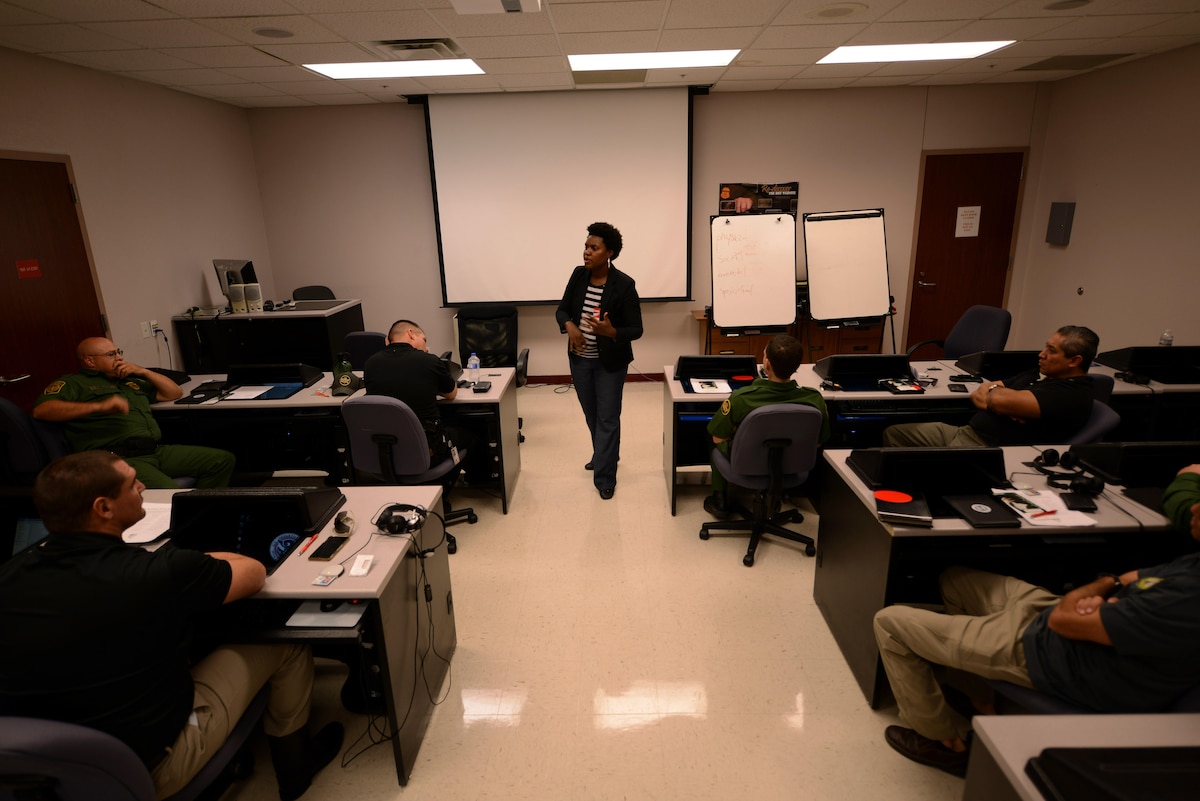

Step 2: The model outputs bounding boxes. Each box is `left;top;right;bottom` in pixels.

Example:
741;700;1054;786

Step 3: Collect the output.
342;331;387;370
0;686;269;801
292;285;335;301
699;404;824;567
341;396;477;554
986;679;1200;716
1089;373;1115;405
455;304;528;441
906;305;1011;360
1065;400;1122;446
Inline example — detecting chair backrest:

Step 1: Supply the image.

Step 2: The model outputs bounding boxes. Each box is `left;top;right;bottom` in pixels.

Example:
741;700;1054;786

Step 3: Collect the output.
455;304;519;369
341;396;432;481
0;715;155;801
0;398;49;485
942;305;1012;359
1066;400;1122;446
342;331;387;370
727;404;824;483
292;285;335;300
1089;372;1115;404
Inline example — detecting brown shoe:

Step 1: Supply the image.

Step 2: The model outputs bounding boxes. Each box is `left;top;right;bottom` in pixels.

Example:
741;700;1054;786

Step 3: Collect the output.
884;725;969;777
703;493;733;520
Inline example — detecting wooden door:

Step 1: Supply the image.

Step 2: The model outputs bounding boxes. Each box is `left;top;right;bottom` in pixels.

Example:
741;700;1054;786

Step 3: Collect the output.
904;151;1025;354
0;156;105;411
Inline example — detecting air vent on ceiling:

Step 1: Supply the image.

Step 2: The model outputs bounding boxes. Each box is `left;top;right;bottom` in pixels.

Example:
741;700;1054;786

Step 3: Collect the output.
359;39;466;61
1017;54;1131;71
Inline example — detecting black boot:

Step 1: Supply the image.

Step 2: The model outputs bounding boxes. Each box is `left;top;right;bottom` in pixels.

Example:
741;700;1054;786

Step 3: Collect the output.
703;491;733;520
268;722;345;801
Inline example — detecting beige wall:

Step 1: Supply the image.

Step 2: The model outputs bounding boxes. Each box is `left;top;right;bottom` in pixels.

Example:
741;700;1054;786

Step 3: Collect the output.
3;43;1197;375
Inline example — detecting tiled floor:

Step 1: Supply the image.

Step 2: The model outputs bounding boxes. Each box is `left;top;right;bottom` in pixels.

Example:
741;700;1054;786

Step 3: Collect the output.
226;381;962;800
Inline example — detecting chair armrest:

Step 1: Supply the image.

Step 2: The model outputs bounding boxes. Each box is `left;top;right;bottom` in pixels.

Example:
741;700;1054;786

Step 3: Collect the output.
905;339;945;359
516;348;529;387
438;350;452;361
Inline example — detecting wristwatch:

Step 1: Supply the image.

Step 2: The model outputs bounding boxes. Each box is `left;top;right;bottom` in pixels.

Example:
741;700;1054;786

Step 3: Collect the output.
1098;572;1122;592
987;383;1002;392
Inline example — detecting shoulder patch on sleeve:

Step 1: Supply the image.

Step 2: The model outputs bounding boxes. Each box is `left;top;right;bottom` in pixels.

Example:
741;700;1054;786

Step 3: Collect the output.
720;399;731;415
42;380;66;395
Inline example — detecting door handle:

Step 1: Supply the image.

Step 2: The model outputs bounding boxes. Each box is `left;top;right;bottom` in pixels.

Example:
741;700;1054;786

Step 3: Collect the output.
917;271;936;288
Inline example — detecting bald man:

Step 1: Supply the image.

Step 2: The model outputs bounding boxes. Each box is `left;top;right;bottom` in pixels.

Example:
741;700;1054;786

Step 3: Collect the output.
33;337;234;488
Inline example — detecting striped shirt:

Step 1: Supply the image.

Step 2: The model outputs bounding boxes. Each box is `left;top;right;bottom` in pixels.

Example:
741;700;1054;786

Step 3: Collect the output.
579;284;604;359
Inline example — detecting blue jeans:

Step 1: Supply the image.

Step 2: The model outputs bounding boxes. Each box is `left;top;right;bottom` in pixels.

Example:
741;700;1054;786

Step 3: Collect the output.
569;354;627;490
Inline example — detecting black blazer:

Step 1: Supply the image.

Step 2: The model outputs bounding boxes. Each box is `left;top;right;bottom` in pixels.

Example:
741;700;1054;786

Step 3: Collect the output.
555;265;643;372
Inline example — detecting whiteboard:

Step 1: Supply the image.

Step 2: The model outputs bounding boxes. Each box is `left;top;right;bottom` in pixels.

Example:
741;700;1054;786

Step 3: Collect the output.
803;209;891;321
710;214;797;329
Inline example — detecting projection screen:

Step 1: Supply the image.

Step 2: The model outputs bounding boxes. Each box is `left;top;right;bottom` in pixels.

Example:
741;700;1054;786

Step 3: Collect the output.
426;88;692;304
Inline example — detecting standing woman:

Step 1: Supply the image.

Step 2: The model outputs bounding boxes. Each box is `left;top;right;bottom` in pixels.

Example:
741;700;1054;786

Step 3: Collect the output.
556;222;643;500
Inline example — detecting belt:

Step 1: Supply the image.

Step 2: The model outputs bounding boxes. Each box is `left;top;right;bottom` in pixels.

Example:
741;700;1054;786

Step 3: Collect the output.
108;436;160;458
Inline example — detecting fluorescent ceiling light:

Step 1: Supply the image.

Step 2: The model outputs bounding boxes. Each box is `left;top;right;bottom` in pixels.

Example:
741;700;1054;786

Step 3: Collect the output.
305;60;484;79
818;41;1014;64
569;50;739;71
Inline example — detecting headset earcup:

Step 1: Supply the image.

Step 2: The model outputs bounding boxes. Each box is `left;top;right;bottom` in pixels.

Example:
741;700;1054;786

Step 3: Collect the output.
1060;450;1080;470
1039;448;1061;467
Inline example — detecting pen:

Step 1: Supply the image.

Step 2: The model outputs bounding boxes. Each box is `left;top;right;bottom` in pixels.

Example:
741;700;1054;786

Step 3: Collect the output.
1032;510;1057;518
298;534;319;554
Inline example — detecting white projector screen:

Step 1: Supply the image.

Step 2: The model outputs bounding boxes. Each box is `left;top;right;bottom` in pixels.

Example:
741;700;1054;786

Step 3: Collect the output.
427;89;692;304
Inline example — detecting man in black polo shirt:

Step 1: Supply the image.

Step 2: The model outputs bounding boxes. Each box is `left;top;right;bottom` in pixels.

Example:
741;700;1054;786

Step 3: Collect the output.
364;318;472;469
0;452;342;800
882;325;1098;447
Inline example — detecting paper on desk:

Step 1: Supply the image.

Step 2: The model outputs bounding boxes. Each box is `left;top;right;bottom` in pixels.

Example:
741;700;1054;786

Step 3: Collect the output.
123;502;173;543
223;385;273;400
991;489;1095;527
690;378;731;394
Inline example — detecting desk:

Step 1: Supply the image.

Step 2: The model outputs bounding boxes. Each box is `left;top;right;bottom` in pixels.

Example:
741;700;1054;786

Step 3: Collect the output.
147;485;452;786
964;714;1200;801
813;447;1187;708
173;299;365;373
153;369;522;512
661;361;973;514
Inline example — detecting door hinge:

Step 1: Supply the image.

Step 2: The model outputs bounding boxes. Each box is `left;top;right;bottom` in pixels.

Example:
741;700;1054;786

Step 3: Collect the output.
69;182;78;204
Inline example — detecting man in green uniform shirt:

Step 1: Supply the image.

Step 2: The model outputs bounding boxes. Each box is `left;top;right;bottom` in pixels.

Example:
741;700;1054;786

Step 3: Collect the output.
704;334;830;518
33;337;235;488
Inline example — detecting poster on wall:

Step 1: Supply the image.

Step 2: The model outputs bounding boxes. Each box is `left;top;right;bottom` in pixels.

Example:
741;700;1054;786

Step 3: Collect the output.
719;182;799;215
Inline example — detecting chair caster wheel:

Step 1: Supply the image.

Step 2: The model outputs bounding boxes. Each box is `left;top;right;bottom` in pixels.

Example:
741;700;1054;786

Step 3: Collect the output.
743;554;754;567
805;543;816;557
699;529;710;540
467;513;478;524
447;540;457;555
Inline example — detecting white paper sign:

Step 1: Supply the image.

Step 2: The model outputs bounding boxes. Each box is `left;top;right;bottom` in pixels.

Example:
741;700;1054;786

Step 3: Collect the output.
955;206;981;237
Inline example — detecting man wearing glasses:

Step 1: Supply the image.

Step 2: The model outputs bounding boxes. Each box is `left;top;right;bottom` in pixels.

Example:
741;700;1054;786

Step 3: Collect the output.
32;337;234;488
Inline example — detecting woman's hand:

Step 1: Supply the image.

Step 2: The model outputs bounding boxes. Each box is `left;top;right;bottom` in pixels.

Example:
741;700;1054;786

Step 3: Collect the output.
590;312;616;339
565;321;588;353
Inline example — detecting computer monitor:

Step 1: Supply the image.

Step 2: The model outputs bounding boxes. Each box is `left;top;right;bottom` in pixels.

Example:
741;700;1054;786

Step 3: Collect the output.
846;447;1010;515
212;259;257;305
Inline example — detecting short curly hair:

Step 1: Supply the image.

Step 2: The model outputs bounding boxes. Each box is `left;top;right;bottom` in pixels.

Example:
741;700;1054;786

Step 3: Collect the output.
587;222;623;260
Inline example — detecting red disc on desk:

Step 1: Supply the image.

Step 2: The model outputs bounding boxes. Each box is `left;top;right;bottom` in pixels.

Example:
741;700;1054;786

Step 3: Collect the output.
874;490;913;504
732;375;754;382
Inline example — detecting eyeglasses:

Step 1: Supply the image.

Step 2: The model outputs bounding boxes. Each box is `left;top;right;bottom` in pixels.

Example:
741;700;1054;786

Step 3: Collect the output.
90;349;124;359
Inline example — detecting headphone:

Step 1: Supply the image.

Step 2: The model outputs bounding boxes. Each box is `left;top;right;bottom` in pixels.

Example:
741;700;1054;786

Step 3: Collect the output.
1032;448;1106;496
375;504;427;535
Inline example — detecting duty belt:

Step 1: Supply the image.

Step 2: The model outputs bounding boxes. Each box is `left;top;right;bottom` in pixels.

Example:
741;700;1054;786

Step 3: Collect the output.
108;436;159;458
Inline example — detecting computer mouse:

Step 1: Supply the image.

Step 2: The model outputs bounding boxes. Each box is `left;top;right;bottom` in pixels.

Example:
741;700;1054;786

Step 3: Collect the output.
320;599;343;613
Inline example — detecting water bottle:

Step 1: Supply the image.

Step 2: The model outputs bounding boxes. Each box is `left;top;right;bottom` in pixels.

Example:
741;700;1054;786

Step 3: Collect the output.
1159;329;1174;346
467;352;480;385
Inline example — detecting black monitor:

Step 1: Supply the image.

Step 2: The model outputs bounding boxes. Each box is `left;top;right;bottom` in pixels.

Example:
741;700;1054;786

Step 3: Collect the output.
813;354;912;391
846;447;1010;515
1094;346;1200;384
212;259;257;305
1068;441;1200;487
955;350;1040;381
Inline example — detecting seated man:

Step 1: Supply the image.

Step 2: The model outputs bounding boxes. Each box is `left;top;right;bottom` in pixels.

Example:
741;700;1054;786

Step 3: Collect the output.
872;463;1200;777
363;319;473;474
32;337;235;488
0;452;342;800
882;325;1098;447
703;334;831;518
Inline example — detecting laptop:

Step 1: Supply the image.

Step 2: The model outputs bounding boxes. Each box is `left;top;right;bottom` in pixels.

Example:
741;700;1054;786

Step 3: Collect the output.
1026;746;1199;801
441;352;463;381
168;487;346;574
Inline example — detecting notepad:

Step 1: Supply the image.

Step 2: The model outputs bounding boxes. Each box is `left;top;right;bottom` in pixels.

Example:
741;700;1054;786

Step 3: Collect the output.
689;378;731;394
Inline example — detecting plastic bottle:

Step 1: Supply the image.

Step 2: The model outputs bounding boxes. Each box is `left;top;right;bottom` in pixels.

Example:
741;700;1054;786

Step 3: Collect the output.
1159;329;1174;346
467;352;481;385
